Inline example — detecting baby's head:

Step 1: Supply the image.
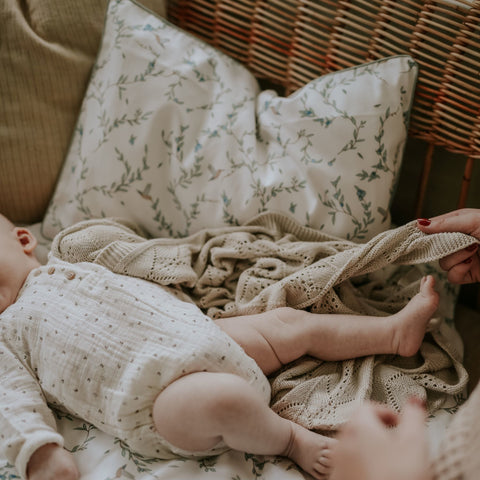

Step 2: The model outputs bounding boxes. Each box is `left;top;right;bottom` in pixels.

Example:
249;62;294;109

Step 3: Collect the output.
0;214;41;313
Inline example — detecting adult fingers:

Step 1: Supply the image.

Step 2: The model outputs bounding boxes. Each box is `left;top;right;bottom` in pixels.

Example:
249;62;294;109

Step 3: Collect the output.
397;397;427;438
340;403;397;436
417;208;480;239
369;402;399;427
445;255;480;284
438;245;478;271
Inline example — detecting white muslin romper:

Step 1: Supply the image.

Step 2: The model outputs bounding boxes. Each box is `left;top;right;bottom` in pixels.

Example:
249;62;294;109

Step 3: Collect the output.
0;257;270;477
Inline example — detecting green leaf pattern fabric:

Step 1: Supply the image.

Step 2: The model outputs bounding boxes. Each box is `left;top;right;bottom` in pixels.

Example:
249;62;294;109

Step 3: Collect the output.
41;0;418;242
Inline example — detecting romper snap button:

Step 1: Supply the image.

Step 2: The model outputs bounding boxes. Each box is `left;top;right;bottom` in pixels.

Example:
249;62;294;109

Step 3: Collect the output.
65;271;76;280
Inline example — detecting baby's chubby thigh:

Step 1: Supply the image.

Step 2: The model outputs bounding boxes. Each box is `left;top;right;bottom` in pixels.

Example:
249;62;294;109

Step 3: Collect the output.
151;371;266;455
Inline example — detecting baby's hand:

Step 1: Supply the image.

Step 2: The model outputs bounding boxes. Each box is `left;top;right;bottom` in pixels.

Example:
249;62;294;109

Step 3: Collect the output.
27;443;79;480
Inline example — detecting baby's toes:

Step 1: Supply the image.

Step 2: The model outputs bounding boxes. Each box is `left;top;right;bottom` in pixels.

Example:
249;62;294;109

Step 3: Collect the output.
313;454;333;476
312;463;330;479
320;451;334;467
314;460;329;474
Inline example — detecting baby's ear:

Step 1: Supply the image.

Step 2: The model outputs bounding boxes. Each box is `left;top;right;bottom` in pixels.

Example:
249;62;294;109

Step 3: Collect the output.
14;227;38;254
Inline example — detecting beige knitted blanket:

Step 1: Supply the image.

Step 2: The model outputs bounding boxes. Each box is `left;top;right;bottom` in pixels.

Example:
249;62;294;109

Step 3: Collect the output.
51;212;478;431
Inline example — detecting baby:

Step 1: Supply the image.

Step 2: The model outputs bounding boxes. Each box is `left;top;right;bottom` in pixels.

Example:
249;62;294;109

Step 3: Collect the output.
0;214;439;480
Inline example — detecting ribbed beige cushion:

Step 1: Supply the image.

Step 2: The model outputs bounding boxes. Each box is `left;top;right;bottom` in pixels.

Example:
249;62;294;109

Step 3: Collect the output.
0;0;166;224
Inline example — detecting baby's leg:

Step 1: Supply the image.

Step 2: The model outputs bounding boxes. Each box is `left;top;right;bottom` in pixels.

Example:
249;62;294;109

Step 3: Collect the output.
216;275;439;374
153;372;335;480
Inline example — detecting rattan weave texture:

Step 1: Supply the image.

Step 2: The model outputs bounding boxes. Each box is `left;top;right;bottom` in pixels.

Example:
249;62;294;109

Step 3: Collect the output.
168;0;479;209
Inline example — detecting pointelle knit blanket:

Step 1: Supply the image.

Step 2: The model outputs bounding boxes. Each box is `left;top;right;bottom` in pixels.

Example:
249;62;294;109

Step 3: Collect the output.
50;212;479;432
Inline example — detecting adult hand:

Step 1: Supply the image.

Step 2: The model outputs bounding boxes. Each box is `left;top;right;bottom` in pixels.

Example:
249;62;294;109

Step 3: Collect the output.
27;443;79;480
417;208;480;284
330;398;431;480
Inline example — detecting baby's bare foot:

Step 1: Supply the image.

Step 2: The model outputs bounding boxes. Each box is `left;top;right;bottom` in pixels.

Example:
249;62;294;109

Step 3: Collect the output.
283;422;337;479
392;275;439;357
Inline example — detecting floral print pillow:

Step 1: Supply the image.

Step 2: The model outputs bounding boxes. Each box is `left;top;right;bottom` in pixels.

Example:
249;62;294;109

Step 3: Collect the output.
41;0;418;242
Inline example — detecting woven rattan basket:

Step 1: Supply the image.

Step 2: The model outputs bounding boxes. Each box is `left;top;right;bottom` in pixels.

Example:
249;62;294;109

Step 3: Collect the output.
167;0;480;218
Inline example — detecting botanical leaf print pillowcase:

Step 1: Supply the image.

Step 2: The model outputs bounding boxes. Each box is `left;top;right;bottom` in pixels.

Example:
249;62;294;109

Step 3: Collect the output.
42;0;418;241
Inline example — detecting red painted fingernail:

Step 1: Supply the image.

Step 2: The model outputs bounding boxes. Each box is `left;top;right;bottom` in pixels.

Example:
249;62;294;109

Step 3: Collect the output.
466;244;478;252
417;218;431;226
384;416;397;427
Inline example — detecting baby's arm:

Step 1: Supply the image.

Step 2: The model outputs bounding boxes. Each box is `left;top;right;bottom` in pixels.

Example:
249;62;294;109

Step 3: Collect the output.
0;344;71;479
